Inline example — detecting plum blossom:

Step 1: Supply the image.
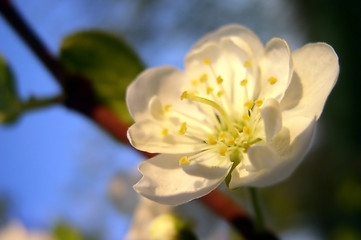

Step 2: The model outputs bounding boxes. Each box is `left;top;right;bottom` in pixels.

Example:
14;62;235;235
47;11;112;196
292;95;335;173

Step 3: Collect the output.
126;24;339;205
0;222;54;240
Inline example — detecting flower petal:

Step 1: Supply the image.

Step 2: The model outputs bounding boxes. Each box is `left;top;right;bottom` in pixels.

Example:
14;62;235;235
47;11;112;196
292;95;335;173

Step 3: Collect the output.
125;197;171;240
219;38;260;109
134;154;229;205
229;117;316;187
185;42;232;92
128;119;205;154
258;38;292;100
261;98;282;142
182;152;232;179
190;24;264;61
281;43;339;120
126;66;186;121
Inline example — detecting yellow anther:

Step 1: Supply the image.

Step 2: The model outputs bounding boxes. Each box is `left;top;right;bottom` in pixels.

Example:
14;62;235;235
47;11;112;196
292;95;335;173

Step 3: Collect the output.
240;79;248;86
255;99;263;107
244;60;252;68
218;132;226;140
216;76;223;84
226;136;235;146
242;114;250;121
203;59;211;65
244;100;254;109
218;146;228;156
161;128;169;137
207;135;217;145
180;91;190;100
178;122;187;135
268;76;278;85
217;90;224;97
191;79;198;86
206;86;214;95
199;74;208;83
163;104;172;113
243;126;252;135
179;156;190;165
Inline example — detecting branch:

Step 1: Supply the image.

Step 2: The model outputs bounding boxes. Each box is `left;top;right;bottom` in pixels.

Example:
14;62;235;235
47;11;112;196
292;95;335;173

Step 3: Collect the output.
0;0;66;85
0;1;277;239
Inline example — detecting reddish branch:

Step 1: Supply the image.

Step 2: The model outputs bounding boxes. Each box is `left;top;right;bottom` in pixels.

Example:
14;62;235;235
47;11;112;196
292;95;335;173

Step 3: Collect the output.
0;1;277;239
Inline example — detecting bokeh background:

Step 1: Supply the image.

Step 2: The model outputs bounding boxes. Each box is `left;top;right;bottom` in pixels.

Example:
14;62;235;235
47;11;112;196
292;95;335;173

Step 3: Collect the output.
0;0;360;239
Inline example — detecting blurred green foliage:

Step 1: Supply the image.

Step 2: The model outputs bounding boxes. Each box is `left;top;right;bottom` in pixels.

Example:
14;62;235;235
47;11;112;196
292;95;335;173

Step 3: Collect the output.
53;222;86;240
0;54;21;123
59;31;144;124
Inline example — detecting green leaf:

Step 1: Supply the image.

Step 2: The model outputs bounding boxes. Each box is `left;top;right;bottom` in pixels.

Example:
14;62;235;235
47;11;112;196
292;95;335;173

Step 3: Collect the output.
0;54;21;124
53;222;85;240
59;31;144;124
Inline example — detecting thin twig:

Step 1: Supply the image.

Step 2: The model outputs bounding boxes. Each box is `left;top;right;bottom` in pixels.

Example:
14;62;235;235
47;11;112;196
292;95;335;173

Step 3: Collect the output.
0;0;66;86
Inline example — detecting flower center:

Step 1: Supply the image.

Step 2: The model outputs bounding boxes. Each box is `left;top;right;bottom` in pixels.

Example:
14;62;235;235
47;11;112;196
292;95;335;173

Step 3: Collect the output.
181;89;263;157
178;59;267;164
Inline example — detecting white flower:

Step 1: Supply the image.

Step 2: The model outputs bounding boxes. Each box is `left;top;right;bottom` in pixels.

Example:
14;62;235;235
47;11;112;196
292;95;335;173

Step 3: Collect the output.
126;197;229;240
125;197;172;240
0;222;54;240
127;24;339;205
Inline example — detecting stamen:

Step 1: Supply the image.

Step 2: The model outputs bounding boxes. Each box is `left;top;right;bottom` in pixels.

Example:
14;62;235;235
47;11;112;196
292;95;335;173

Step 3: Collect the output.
199;74;208;83
216;76;223;84
226;136;235;146
178;122;187;135
243;126;252;135
240;79;248;86
218;146;227;156
179;156;190;165
162;128;169;137
268;76;278;85
242;114;250;121
255;100;263;107
217;90;224;97
191;79;198;86
206;86;214;95
180;91;238;136
163;105;172;113
244;100;254;109
207;135;217;145
203;59;211;65
218;132;226;140
244;60;252;68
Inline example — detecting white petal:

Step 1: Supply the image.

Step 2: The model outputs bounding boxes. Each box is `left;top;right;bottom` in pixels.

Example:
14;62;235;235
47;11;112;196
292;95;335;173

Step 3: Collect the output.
182;151;233;179
134;154;229;205
229;117;316;187
128;119;205;154
185;42;231;89
261;98;282;142
219;39;260;108
247;144;280;171
189;24;264;61
278;72;302;111
281;43;339;120
269;127;291;155
126;66;186;121
283;115;315;143
258;38;293;100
